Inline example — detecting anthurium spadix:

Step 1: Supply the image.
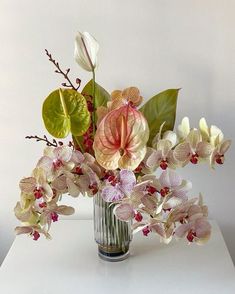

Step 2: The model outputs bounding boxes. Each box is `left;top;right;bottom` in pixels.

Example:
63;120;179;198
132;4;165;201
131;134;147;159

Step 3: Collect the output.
74;31;99;72
93;104;149;170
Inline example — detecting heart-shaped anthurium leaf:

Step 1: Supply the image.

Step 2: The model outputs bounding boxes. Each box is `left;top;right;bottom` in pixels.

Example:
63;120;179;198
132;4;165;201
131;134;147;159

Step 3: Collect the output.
42;89;90;138
140;89;180;145
82;79;110;108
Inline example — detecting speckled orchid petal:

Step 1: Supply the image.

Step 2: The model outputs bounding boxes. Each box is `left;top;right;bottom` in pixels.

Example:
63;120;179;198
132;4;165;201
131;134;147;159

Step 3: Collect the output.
119;170;136;195
93;104;149;170
114;203;134;221
101;186;124;202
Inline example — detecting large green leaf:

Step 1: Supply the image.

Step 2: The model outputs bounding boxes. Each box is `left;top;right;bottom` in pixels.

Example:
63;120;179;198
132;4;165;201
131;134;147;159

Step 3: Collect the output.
82;79;110;108
42;89;90;138
140;89;180;145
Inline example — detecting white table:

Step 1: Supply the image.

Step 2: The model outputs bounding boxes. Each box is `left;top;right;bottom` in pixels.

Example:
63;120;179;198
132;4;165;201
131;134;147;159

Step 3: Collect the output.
0;220;234;294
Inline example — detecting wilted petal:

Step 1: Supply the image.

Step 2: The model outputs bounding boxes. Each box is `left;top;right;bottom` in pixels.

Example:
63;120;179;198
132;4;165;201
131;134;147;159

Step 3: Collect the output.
114;203;134;221
101;186;124;202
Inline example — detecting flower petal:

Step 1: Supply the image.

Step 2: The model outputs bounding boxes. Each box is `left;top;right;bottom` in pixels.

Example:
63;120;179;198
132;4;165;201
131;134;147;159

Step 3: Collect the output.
114;203;134;221
101;186;124;202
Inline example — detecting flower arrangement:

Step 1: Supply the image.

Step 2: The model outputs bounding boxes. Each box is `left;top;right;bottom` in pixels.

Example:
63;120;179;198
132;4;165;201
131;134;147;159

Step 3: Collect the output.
15;31;231;250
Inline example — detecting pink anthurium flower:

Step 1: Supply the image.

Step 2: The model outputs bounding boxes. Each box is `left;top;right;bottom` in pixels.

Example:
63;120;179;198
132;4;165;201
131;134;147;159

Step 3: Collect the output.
93;104;149;170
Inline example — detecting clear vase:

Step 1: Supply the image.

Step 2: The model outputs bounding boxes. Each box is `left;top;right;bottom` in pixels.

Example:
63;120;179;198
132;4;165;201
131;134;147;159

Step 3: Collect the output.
93;193;132;261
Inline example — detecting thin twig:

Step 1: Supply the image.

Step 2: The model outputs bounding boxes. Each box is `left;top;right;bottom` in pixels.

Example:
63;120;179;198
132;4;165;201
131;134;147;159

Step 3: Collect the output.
25;135;61;147
45;49;81;91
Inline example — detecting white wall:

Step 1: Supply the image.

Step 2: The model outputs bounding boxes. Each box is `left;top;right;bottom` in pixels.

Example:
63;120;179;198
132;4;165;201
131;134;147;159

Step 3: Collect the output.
0;0;234;264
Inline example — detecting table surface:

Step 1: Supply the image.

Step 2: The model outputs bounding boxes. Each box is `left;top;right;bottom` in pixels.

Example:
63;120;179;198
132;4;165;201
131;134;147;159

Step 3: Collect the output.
0;220;234;294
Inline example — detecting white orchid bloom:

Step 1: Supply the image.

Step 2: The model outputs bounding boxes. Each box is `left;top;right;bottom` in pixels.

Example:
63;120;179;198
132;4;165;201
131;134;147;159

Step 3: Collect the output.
174;129;213;165
199;118;224;146
199;118;232;166
177;117;190;139
74;31;99;72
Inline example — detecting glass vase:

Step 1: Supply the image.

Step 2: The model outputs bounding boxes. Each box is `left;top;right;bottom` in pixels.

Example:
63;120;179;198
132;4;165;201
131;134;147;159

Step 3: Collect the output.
93;193;132;261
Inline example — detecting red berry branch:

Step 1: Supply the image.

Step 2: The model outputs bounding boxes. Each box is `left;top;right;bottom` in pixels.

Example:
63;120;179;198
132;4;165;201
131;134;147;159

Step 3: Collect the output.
45;49;81;91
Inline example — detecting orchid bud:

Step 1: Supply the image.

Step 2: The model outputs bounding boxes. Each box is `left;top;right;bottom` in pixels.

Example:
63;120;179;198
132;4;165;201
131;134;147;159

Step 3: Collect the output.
74;31;99;72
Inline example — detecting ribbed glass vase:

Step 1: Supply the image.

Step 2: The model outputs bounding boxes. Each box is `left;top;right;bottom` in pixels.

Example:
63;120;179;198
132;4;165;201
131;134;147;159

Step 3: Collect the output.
93;193;132;261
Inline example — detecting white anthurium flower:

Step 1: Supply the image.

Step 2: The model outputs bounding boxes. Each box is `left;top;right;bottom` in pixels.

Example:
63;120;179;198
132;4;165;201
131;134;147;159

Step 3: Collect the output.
174;129;213;165
74;31;99;72
177;117;190;139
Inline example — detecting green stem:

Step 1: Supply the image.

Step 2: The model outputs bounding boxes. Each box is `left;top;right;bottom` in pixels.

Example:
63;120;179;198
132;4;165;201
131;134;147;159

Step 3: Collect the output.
73;136;85;153
92;70;96;137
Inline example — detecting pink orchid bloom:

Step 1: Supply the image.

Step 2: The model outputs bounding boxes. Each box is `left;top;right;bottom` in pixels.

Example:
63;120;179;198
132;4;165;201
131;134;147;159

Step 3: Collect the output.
37;146;74;181
157;170;192;209
210;140;231;166
175;217;211;244
39;201;75;230
19;167;53;201
174;129;213;165
15;225;51;240
101;169;136;202
93;104;149;170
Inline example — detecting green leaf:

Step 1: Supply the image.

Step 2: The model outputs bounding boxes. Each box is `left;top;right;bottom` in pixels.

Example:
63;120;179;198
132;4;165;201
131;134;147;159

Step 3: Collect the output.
82;79;110;108
140;89;180;145
42;89;90;138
